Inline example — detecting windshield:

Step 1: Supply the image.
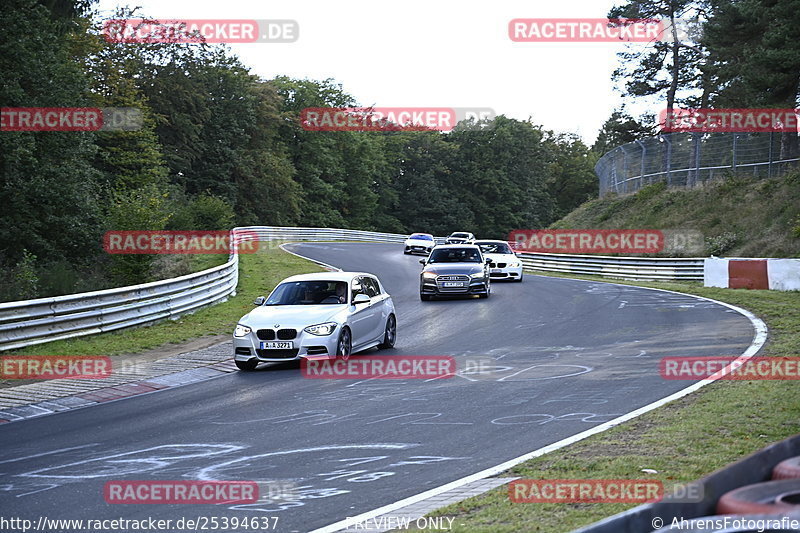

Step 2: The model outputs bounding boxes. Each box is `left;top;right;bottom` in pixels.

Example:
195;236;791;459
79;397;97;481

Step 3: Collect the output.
450;233;470;239
428;248;481;263
477;242;513;254
265;280;348;305
410;234;434;240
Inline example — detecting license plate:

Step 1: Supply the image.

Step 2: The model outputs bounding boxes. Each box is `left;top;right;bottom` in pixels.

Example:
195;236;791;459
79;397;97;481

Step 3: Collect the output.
442;282;464;287
491;269;502;273
260;341;293;349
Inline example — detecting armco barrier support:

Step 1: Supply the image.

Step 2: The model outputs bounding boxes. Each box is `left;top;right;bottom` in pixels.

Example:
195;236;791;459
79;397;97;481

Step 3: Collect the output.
704;258;800;291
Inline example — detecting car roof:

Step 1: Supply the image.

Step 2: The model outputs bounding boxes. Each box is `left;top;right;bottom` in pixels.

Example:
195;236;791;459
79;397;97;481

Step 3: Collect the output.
409;233;433;237
432;244;480;249
474;239;510;244
280;272;375;283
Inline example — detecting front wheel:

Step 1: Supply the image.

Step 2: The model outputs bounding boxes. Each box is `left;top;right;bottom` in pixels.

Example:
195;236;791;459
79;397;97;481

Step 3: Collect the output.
420;293;431;301
479;281;490;298
235;359;258;371
378;315;397;349
336;327;352;360
515;272;524;282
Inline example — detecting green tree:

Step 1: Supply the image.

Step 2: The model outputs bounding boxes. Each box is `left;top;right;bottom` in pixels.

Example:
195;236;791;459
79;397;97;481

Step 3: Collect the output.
270;77;382;229
703;0;800;158
592;110;655;154
447;116;555;237
546;133;599;219
609;1;709;116
0;0;102;272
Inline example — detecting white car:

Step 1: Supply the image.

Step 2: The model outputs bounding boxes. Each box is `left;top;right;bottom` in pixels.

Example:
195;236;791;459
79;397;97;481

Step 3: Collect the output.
445;232;475;244
475;240;524;282
232;272;396;370
403;233;435;255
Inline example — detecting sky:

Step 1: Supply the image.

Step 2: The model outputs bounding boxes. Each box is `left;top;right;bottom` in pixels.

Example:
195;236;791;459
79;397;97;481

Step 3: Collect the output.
95;0;663;145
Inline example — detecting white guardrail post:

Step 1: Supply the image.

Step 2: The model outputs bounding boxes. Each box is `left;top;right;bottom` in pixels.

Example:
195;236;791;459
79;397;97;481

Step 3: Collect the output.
0;227;705;351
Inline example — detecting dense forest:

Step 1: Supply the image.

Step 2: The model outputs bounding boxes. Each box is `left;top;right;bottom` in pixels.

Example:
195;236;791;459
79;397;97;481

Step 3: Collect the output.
2;0;797;300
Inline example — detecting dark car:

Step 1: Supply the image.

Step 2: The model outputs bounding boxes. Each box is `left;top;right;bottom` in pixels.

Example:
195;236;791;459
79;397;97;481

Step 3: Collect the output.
419;245;491;300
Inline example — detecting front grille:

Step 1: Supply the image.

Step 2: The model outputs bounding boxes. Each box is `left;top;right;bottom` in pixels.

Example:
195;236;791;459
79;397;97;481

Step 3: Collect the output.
489;263;507;268
277;328;297;340
257;329;275;340
258;328;297;340
256;349;299;359
437;275;469;282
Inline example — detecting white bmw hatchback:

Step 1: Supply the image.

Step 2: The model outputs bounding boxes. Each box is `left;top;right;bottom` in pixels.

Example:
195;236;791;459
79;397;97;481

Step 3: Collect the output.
232;272;396;370
475;240;524;282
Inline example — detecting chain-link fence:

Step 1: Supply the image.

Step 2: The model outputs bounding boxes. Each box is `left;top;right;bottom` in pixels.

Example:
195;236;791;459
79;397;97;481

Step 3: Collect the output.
595;132;800;196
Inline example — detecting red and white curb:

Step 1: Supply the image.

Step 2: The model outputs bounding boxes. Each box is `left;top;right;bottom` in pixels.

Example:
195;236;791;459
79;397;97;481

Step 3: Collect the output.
0;344;237;424
705;257;800;290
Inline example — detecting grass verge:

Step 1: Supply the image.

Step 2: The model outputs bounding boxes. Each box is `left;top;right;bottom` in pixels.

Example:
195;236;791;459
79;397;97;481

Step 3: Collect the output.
2;244;322;362
425;270;800;532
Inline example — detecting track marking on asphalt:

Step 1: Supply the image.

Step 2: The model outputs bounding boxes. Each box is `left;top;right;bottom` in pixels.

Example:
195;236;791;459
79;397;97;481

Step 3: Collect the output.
0;444;99;465
19;444;243;479
497;364;593;382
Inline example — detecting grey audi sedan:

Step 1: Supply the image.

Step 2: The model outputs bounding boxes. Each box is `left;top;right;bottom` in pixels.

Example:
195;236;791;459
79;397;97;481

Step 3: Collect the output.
419;245;491;300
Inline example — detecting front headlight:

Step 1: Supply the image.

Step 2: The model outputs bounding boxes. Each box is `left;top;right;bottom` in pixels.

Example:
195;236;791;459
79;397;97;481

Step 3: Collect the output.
470;272;485;279
509;262;521;268
422;272;438;279
304;322;338;336
233;324;251;337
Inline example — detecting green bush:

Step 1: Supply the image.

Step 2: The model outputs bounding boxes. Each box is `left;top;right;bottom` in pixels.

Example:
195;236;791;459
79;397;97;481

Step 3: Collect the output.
0;250;39;302
706;232;739;256
635;181;667;202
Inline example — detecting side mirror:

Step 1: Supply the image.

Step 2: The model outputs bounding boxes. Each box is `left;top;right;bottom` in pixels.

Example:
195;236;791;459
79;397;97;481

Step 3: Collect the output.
419;259;426;265
353;293;370;305
254;296;266;306
485;257;493;264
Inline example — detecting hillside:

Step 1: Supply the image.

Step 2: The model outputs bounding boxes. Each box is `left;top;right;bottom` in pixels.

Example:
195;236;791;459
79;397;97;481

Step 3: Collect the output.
550;172;800;258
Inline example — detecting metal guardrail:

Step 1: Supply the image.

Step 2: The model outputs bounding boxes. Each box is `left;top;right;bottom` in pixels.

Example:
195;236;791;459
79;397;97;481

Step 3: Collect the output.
0;235;241;352
0;226;703;352
518;252;704;281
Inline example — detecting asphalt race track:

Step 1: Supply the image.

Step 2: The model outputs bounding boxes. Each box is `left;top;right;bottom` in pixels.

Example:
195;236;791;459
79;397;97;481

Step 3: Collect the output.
0;242;757;532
